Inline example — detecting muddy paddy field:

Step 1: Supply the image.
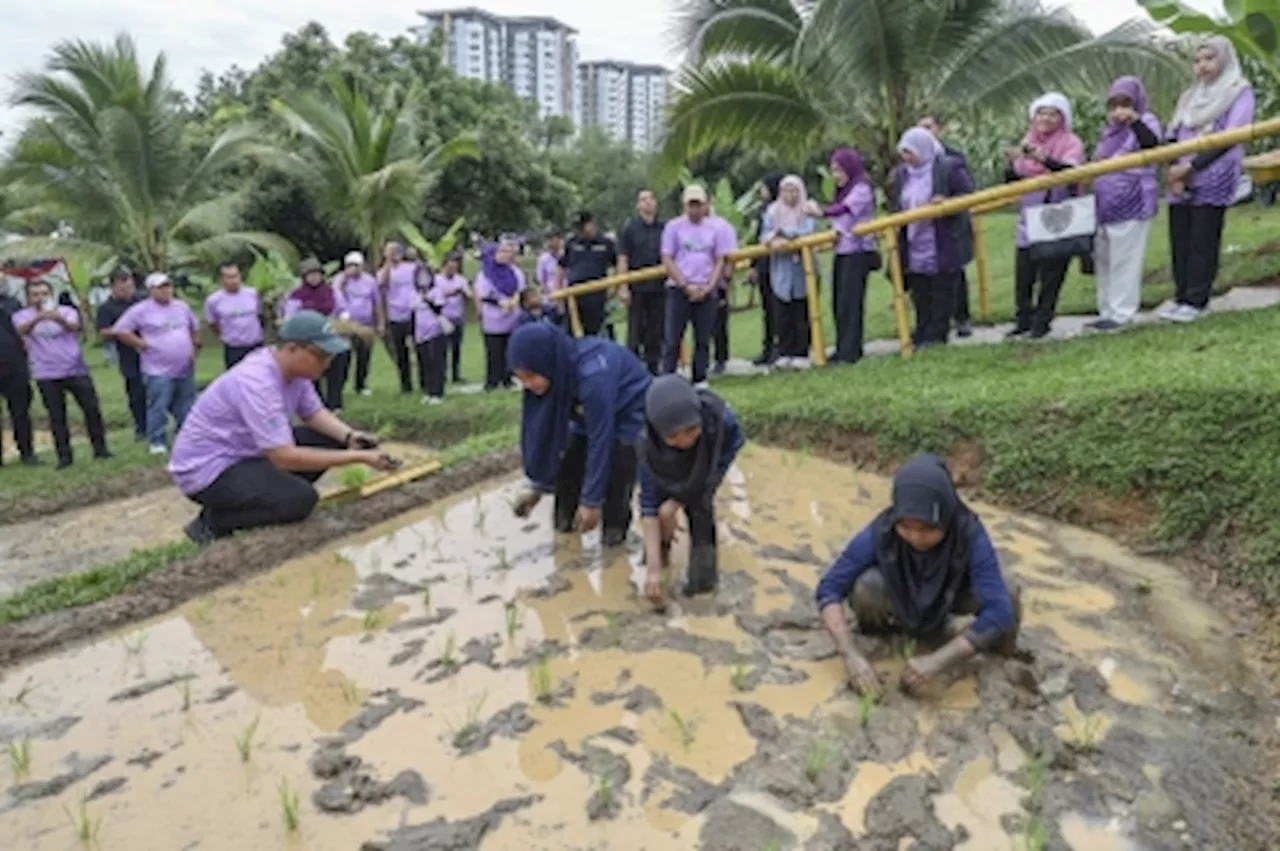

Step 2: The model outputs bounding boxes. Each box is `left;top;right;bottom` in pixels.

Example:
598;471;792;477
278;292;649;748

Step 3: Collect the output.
2;447;1278;850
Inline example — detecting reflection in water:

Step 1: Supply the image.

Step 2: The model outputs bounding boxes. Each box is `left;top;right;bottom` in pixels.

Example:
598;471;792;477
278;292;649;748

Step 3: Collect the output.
0;446;1256;850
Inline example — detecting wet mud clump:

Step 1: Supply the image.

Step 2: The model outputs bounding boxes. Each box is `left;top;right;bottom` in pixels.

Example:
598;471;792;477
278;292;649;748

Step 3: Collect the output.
360;795;543;850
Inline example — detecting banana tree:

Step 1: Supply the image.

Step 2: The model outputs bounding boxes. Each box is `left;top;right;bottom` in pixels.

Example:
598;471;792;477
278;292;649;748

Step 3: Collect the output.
401;216;467;268
1139;0;1280;81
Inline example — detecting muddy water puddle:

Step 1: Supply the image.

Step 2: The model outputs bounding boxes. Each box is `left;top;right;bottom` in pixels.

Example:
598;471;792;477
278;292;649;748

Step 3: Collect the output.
2;447;1274;850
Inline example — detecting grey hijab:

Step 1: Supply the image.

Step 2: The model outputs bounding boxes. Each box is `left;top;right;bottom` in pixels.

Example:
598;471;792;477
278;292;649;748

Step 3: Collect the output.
636;376;727;499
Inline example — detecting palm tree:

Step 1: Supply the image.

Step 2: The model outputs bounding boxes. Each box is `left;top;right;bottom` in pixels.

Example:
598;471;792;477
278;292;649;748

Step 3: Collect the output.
267;73;479;259
663;0;1186;172
2;35;292;274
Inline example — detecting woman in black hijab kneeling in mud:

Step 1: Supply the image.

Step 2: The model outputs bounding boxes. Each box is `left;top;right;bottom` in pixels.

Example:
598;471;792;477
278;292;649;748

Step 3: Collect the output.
815;454;1021;697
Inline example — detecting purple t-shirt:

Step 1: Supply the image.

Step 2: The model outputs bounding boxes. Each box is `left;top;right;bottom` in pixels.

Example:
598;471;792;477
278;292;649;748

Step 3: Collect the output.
1094;114;1163;226
204;287;263;347
828;183;878;255
661;215;734;288
13;306;88;381
168;347;324;495
113;298;199;378
474;267;526;335
383;262;419;323
535;251;560;295
1169;87;1255;208
412;285;449;343
336;272;380;327
434;274;471;324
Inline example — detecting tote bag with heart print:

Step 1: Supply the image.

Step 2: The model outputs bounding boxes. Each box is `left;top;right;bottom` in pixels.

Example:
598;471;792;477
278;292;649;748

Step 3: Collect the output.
1025;190;1096;263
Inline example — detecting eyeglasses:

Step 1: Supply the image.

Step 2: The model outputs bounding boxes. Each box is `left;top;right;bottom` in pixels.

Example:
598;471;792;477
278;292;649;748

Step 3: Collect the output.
305;345;334;366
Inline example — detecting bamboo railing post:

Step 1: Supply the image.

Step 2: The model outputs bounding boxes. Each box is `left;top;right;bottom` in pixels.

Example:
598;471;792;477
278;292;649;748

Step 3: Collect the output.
800;246;827;366
567;295;584;338
973;214;991;319
881;229;913;359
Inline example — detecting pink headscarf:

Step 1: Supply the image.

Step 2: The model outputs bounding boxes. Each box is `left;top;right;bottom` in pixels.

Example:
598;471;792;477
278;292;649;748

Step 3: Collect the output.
765;174;809;233
1017;92;1085;177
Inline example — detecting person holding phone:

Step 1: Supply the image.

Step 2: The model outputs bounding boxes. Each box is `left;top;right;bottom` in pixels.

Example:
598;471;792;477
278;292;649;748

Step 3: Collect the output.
170;310;397;544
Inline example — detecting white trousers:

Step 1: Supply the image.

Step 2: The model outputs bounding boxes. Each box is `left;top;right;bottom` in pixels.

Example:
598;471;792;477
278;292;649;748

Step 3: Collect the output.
1094;218;1153;324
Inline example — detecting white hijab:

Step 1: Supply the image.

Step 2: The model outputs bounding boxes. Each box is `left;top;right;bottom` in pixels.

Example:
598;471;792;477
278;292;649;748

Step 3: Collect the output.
1028;92;1074;130
1171;36;1250;134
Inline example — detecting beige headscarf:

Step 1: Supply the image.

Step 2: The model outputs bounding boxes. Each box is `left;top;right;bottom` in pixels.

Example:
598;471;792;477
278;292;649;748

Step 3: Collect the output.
1171;36;1250;134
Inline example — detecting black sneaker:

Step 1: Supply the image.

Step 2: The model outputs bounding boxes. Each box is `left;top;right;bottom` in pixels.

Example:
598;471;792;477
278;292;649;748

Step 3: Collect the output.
184;513;216;545
1004;327;1030;340
712;362;727;376
94;450;115;460
602;527;627;548
56;458;74;470
1029;326;1051;340
1089;319;1122;332
955;320;973;338
752;352;776;367
20;455;40;466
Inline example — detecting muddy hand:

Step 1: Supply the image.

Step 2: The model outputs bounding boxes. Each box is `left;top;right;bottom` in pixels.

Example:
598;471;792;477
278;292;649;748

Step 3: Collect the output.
576;505;601;533
899;655;939;695
512;489;542;518
644;569;666;606
844;651;881;698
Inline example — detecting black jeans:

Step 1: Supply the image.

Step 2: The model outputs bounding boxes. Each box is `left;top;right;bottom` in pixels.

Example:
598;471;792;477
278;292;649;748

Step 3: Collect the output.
386;321;415;393
662;288;717;383
484;333;511;390
448;326;464;383
36;375;109;463
776;298;810;359
755;261;778;360
122;370;147;438
314;352;350;411
553;434;638;545
832;252;872;363
578;292;609;337
1014;250;1069;334
627;290;665;374
416;336;447;399
907;271;957;346
954;269;972;324
1169;204;1226;309
713;292;730;366
223;344;261;370
190;426;340;538
350;337;373;393
0;361;35;461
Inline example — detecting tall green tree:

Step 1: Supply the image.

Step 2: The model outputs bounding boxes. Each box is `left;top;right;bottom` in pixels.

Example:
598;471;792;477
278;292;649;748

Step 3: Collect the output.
663;0;1186;174
2;35;291;273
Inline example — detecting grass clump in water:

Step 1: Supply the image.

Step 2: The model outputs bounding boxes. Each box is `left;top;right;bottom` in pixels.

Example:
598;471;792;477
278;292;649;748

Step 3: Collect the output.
856;691;877;727
7;738;32;780
668;709;696;750
362;609;383;631
730;665;751;692
1018;752;1052;851
504;601;522;642
278;779;301;832
804;739;832;782
603;612;622;647
530;657;553;702
64;797;101;843
438;631;458;668
235;716;261;763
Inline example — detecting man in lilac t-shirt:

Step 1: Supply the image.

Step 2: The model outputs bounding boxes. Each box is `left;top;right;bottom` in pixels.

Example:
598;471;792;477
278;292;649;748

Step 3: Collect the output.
13;278;111;467
171;310;396;543
660;184;734;387
204;261;264;370
112;272;202;455
335;251;383;396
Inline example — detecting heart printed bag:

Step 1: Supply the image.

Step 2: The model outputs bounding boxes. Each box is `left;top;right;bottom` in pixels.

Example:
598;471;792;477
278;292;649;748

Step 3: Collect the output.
1024;188;1096;263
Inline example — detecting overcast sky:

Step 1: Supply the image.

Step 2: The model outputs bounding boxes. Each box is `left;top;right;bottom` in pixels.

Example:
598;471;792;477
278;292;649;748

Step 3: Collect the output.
0;0;1222;136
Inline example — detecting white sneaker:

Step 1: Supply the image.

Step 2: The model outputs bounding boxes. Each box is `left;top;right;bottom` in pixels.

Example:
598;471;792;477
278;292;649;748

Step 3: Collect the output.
1169;304;1205;323
774;357;794;370
148;444;167;456
1156;301;1182;321
792;357;812;370
426;396;443;405
359;389;373;397
693;381;710;390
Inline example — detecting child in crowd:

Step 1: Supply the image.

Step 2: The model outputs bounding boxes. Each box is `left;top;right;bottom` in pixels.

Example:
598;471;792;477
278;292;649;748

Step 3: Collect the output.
519;286;557;325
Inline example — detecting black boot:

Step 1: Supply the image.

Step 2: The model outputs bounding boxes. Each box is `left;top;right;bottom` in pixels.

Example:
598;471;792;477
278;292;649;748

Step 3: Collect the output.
682;546;718;597
601;526;628;548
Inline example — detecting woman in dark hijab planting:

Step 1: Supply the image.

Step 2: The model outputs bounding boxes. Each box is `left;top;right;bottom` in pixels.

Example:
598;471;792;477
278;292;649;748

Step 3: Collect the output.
508;322;651;546
814;455;1020;697
637;376;746;604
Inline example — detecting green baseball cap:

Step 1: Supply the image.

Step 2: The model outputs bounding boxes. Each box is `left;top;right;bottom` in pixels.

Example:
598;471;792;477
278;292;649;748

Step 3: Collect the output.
278;310;350;356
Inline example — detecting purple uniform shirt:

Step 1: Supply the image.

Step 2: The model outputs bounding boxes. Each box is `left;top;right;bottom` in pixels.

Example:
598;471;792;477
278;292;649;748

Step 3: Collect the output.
1169;87;1255;208
899;169;939;275
113;298;199;378
412;284;449;343
203;287;264;347
661;215;734;289
829;183;878;254
434;274;471;324
1094;114;1163;226
168;347;324;495
474;268;526;335
535;251;560;295
13;306;88;380
336;272;380;327
383;262;420;323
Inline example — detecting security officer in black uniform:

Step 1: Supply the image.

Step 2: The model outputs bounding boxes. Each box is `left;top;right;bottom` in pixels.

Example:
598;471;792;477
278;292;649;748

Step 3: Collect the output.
617;189;666;374
0;283;37;466
560;210;618;338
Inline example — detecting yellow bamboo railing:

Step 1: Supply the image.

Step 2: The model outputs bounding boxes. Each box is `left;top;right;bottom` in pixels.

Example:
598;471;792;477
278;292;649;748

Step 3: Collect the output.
552;116;1280;358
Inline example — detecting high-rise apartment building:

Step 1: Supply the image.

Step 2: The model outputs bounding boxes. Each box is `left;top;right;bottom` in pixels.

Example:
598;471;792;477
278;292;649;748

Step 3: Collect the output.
576;61;669;151
414;8;577;120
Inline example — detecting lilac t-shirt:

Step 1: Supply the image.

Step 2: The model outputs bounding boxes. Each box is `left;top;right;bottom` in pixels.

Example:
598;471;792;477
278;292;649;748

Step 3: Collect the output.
13;306;88;380
113;298;199;378
1094;114;1163;226
337;272;380;327
412;285;449;343
169;347;324;495
536;251;560;295
383;262;420;323
1168;87;1255;208
661;216;734;288
474;267;526;335
434;274;471;324
828;183;878;254
204;287;263;347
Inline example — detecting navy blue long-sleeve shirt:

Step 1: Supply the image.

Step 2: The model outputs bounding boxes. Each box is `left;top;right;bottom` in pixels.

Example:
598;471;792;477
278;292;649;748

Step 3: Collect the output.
639;405;745;516
814;518;1015;649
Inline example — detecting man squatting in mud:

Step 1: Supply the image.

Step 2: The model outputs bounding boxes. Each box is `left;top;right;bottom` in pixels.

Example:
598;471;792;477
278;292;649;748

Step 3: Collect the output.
172;310;398;544
816;454;1022;697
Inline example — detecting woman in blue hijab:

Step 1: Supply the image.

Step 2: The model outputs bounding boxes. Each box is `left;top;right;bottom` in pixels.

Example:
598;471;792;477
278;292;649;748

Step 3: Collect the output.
814;455;1020;697
508;322;651;546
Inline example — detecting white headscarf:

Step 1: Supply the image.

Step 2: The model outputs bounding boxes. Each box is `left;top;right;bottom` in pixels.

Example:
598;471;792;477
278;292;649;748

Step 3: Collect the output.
897;127;943;169
765;174;809;232
1171;36;1250;134
1028;92;1074;130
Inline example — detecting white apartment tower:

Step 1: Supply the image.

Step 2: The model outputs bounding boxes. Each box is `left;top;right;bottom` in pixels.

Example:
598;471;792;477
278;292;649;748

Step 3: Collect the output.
577;61;669;151
414;8;577;120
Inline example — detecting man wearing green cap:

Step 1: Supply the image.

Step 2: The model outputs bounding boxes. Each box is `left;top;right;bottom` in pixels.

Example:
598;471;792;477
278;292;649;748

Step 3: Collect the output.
170;309;396;543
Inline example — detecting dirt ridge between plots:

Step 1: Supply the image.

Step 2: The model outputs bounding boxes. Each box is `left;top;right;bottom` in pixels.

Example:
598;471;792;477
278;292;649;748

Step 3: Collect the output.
0;449;520;668
1;464;174;526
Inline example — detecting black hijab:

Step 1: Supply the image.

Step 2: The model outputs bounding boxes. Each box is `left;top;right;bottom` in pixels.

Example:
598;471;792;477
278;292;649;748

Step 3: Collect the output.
872;454;976;636
636;376;727;500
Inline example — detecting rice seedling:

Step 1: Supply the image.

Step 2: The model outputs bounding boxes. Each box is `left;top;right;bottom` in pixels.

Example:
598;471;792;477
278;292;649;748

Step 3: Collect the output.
7;738;32;779
121;630;148;656
856;691;877;727
175;677;192;712
1019;819;1050;851
9;677;34;707
595;772;614;810
730;665;750;692
278;779;301;832
341;464;373;490
235;716;261;763
762;841;782;851
668;709;696;750
64;797;100;843
897;638;917;661
1135;579;1154;596
1066;713;1105;752
504;602;522;642
450;693;488;749
421;585;432;609
438;631;458;668
530;657;554;702
464;564;475;594
473;495;486;530
804;739;832;782
1021;752;1050;803
495;546;509;570
340;681;361;704
362;609;383;631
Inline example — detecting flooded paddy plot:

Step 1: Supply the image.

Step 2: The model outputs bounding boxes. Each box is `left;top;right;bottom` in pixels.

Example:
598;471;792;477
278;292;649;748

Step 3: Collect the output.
2;447;1277;850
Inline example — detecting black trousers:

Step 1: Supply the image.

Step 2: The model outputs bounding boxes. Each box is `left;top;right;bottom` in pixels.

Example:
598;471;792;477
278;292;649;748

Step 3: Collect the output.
627;290;665;374
190;426;340;538
755;261;778;359
386;321;415;393
1170;204;1226;309
36;375;108;463
223;343;261;370
907;271;957;346
553;434;637;543
314;352;350;411
416;336;447;399
578;292;609;337
659;487;719;592
1014;250;1069;333
0;362;35;461
662;288;717;383
350;337;373;393
713;293;729;366
776;298;810;358
954;269;972;323
832;252;872;363
448;326;464;382
122;370;147;438
484;333;511;390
